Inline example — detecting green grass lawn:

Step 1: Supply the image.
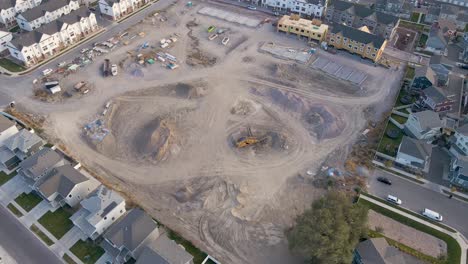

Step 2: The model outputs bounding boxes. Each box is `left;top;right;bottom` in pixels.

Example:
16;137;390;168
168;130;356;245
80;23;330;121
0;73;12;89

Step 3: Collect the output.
15;192;43;212
359;199;461;264
38;208;74;239
377;122;403;157
410;12;420;22
390;114;408;125
399;20;427;31
44;143;54;148
0;170;17;186
368;230;443;263
70;239;104;264
405;67;415;80
30;224;54;246
9;26;19;32
63;254;77;264
168;230;208;264
418;33;429;47
7;203;23;217
0;58;25;72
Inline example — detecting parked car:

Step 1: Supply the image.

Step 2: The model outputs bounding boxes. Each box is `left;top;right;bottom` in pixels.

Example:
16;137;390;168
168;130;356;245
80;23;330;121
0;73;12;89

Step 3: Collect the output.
207;26;216;32
111;64;118;76
273;11;280;16
422;208;443;222
42;68;53;76
247;5;257;10
377;177;392;185
386;195;402;205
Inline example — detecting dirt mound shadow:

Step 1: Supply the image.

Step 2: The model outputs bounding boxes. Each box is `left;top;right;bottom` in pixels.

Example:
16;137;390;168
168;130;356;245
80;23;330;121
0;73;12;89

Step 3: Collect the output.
134;117;173;161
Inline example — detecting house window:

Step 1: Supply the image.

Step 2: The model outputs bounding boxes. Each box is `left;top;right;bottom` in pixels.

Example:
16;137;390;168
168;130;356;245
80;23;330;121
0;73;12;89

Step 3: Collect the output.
68;194;72;197
104;216;107;220
371;53;376;57
112;217;115;220
348;44;352;48
120;210;123;213
317;34;321;38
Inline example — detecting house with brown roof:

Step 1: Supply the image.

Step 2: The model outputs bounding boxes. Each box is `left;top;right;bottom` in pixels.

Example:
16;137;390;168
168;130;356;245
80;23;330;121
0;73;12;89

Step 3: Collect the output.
353;238;424;263
18;147;65;184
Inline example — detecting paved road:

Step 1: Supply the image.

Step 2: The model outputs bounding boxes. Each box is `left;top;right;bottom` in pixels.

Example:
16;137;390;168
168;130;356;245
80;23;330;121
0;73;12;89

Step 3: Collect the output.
369;169;468;239
0;205;62;264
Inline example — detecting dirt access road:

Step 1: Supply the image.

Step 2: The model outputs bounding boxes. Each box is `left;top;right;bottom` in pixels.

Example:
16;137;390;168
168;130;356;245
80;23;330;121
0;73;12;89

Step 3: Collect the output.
3;1;404;263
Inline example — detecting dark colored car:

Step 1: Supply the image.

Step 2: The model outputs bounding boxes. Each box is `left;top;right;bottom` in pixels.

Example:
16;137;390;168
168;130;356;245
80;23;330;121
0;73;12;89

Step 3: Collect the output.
377;177;392;185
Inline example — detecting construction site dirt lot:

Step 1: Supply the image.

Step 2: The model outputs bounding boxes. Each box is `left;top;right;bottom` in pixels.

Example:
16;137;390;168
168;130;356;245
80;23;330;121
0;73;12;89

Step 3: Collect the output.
17;1;404;263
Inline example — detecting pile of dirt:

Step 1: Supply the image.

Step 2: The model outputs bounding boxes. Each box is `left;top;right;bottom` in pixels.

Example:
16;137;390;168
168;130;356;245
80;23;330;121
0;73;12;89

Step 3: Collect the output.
229;126;288;154
242;56;255;63
230;98;258;115
134;117;174;161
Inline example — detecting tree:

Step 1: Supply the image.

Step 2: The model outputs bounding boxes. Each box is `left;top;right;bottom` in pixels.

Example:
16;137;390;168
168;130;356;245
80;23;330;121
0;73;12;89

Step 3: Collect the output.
287;191;368;264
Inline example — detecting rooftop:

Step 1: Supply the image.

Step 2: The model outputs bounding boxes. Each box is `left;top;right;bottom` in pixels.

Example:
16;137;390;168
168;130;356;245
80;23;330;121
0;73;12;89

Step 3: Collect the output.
10;31;49;49
0;0;16;10
398;136;432;161
330;23;386;48
20;0;73;21
4;129;44;153
330;0;398;25
37;164;88;198
0;115;15;132
356;238;407;263
278;15;328;33
19;148;63;180
81;185;125;226
411;110;443;131
58;6;93;24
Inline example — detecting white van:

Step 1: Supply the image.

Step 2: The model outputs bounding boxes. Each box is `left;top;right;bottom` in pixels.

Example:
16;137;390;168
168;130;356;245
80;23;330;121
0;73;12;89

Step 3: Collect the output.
386;195;402;205
422;208;443;222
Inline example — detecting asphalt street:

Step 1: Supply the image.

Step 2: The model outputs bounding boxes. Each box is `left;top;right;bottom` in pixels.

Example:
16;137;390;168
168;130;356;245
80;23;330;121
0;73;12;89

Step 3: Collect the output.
369;169;468;239
0;205;62;264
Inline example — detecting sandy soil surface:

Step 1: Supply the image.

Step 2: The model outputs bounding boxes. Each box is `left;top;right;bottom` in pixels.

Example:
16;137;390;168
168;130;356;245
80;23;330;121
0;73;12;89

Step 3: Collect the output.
11;1;404;263
369;210;447;257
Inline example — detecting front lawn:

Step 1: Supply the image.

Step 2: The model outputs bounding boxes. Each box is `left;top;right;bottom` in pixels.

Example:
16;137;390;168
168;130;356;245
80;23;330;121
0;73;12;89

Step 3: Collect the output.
15;192;43;212
38;208;74;239
63;254;77;264
405;67;415;80
418;33;429;47
30;224;54;246
70;239;104;264
0;58;25;72
410;12;420;22
359;199;461;264
377;122;403;157
0;170;17;186
390;114;408;125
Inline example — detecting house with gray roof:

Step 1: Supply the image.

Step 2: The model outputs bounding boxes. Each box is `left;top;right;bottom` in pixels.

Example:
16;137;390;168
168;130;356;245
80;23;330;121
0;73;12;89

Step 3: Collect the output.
137;235;194;264
0;115;18;145
449;156;468;189
15;0;79;31
353;238;423;264
420;86;454;112
0;0;42;28
71;185;126;240
450;123;468;156
3;129;44;159
404;110;442;141
425;23;448;55
36;164;99;208
395;136;432;173
18;147;65;184
99;0;148;20
102;208;160;264
325;0;399;38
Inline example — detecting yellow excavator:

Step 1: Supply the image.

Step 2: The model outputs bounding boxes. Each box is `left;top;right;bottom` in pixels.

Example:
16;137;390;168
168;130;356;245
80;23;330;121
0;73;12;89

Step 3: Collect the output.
236;127;267;148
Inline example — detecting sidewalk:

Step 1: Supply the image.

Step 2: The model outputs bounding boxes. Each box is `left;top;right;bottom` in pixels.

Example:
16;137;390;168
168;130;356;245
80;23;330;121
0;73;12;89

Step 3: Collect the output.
360;194;468;264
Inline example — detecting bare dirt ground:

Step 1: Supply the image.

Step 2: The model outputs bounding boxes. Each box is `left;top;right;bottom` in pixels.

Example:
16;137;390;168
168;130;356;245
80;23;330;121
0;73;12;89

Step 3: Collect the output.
369;210;447;258
12;1;404;263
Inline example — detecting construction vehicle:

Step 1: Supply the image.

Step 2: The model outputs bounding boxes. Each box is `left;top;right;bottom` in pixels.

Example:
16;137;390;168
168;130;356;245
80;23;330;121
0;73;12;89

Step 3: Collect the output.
236;127;267;148
102;59;110;76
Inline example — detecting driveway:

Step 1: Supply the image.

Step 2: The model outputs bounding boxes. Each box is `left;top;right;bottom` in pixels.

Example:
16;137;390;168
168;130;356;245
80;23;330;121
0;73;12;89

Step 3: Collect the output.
0;175;31;206
369;168;468;239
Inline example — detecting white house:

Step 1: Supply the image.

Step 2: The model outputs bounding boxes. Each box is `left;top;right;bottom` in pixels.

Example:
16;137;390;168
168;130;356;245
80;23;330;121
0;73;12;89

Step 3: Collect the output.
99;0;148;20
449;156;468;189
0;30;13;53
404;110;442;141
8;6;97;66
0;115;18;145
71;185;126;240
261;0;327;17
450;124;468;156
0;0;42;28
395;136;433;173
3;128;44;158
36;164;100;208
15;0;79;31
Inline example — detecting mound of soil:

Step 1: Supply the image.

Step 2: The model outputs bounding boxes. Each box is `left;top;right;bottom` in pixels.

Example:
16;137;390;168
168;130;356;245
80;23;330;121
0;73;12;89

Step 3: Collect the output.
134;118;173;161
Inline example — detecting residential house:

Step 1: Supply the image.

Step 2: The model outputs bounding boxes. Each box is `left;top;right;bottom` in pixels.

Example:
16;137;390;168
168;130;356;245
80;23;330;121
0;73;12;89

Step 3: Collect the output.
375;0;405;15
353;238;416;264
102;209;160;264
71;185;126;240
0;115;18;145
425;6;441;24
18;147;65;184
326;23;387;62
98;0;148;20
0;0;42;28
395;136;432;173
455;13;468;30
15;0;79;31
449;156;468;189
419;86;454;112
434;0;468;7
404;110;442;140
0;145;20;170
460;32;468;63
277;15;328;42
3;129;44;159
425;23;448;55
325;0;399;38
260;0;327;18
450;124;468;156
7;6;98;66
137;236;194;264
0;30;13;54
439;4;458;21
36;164;99;208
